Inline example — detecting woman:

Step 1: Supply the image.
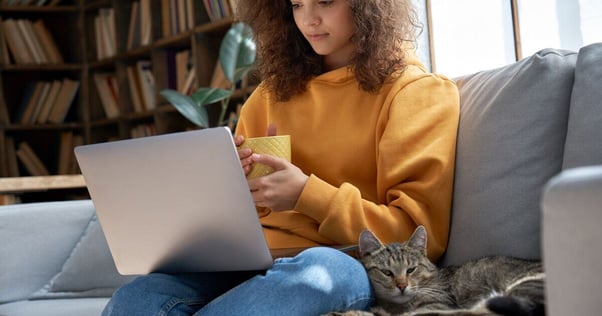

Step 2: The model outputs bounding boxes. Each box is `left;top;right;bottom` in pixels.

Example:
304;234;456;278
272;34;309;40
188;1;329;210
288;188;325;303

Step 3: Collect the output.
103;0;459;314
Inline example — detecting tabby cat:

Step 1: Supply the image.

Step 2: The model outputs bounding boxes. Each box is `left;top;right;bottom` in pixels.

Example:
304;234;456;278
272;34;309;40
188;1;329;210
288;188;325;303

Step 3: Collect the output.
325;226;545;316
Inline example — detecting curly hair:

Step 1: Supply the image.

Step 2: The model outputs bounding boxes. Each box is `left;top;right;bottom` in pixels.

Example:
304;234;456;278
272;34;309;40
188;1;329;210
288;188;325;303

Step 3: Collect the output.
235;0;421;101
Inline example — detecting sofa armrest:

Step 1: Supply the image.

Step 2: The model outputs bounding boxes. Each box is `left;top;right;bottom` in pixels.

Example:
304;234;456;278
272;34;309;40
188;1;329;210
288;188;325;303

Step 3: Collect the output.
541;165;602;316
0;200;95;304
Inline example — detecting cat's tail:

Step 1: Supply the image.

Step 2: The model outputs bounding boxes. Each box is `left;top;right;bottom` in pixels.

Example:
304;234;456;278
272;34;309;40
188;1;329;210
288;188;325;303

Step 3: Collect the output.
486;296;544;316
486;273;546;316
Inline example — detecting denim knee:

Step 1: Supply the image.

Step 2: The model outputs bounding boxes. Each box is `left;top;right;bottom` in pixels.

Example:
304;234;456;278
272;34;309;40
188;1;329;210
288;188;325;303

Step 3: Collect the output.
197;247;373;316
283;247;373;310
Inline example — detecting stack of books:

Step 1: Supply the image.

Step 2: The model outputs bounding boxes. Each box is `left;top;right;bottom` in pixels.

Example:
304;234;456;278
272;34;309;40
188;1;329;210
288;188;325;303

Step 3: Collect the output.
1;18;63;65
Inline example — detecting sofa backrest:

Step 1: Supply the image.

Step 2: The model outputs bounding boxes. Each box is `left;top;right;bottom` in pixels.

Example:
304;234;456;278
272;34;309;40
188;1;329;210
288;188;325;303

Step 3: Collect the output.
441;48;578;266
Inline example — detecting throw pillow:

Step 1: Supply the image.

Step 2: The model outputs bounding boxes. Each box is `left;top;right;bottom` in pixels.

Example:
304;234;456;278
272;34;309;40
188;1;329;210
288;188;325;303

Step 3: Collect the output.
562;42;602;169
30;215;136;299
441;48;577;266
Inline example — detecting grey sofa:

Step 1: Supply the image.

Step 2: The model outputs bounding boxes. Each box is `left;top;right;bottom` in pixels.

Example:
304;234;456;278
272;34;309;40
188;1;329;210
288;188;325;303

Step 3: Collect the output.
1;42;601;316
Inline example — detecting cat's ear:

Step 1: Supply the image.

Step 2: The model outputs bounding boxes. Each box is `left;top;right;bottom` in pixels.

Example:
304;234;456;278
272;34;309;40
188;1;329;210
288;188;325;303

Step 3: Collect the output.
407;226;428;254
359;229;384;258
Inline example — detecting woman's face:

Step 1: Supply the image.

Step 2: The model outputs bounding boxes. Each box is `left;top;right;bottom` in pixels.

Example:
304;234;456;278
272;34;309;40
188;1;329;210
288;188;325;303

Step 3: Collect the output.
291;0;356;70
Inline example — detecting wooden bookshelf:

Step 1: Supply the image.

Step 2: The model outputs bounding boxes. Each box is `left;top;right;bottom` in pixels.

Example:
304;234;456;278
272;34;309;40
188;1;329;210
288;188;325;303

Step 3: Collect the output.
0;0;247;203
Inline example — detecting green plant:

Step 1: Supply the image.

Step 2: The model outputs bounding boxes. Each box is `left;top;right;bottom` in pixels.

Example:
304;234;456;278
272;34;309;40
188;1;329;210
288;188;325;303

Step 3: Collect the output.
160;22;256;128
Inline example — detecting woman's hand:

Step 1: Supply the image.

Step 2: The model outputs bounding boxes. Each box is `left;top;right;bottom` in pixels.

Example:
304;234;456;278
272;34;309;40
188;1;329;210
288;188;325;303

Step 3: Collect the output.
247;154;309;212
234;135;253;176
237;123;307;211
235;123;278;176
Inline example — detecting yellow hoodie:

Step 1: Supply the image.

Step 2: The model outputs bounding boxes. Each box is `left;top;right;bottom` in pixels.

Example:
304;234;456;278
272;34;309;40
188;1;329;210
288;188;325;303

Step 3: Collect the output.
235;55;459;261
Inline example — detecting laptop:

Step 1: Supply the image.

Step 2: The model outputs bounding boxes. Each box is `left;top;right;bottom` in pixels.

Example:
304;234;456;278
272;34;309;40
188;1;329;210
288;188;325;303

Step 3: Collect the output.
74;127;275;275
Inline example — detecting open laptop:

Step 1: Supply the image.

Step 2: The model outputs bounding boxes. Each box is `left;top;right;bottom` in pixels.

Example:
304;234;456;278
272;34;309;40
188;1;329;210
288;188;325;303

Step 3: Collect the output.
74;127;275;275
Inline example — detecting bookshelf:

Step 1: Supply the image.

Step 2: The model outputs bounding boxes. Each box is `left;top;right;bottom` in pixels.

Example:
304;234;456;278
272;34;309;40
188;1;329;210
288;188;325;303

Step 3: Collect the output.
0;0;248;203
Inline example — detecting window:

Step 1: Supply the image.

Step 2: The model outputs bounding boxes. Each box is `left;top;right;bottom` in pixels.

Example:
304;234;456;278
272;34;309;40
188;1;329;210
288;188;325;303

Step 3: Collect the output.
517;0;602;57
415;0;602;77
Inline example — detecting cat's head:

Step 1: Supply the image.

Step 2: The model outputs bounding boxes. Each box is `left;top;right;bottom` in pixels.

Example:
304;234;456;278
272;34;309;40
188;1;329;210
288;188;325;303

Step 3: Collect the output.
358;226;438;305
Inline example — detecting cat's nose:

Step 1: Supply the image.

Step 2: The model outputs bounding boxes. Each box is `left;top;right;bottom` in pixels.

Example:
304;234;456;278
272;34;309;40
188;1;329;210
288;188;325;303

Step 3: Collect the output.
396;282;407;292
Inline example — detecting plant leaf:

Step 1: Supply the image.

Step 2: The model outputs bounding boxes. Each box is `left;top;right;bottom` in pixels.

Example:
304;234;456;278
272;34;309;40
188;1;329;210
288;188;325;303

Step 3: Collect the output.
219;22;256;83
232;64;254;84
191;87;232;106
160;89;209;128
233;36;256;82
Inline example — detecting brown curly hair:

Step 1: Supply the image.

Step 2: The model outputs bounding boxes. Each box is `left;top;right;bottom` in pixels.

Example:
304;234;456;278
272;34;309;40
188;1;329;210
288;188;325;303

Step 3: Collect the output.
235;0;421;101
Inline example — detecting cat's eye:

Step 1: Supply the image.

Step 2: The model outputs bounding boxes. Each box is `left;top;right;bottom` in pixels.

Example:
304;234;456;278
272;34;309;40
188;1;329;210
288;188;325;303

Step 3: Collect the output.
381;269;394;277
406;267;416;274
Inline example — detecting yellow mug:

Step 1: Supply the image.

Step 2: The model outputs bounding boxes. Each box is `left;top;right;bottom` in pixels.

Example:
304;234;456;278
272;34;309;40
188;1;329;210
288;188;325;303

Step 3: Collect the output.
240;135;291;178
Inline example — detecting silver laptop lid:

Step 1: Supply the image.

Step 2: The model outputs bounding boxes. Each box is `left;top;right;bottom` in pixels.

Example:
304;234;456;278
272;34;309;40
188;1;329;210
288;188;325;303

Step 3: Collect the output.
75;127;273;275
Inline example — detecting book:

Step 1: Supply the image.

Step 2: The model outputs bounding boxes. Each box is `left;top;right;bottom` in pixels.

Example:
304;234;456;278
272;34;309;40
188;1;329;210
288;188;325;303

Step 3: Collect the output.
28;81;51;124
16;141;49;176
31;19;63;64
93;72;120;118
106;74;120;111
16;19;45;64
126;1;141;50
2;19;33;64
130;123;156;138
126;65;144;113
19;81;45;124
36;79;62;123
68;134;83;174
23;19;48;64
169;0;178;35
96;8;116;58
135;60;155;110
47;78;80;124
175;49;190;92
26;20;49;63
140;0;152;45
5;137;19;177
161;0;171;37
57;131;73;174
0;26;12;65
202;0;215;21
93;15;103;59
104;8;116;54
228;0;237;16
181;68;196;95
186;0;194;29
177;0;186;33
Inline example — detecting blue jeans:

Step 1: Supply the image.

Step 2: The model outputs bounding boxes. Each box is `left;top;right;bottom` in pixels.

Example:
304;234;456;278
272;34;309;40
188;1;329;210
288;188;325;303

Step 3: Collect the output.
102;247;373;315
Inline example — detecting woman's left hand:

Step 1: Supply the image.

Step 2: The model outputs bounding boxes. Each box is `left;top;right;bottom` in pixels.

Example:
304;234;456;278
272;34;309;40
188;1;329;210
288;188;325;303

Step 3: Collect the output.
247;154;309;212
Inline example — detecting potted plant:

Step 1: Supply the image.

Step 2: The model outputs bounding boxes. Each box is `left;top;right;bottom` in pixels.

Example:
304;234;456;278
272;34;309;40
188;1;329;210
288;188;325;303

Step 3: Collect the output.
160;22;256;128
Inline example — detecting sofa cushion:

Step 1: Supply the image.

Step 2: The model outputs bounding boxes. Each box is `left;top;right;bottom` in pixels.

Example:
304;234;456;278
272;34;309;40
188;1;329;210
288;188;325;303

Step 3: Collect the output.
0;201;95;304
562;42;602;169
441;48;577;266
31;215;136;300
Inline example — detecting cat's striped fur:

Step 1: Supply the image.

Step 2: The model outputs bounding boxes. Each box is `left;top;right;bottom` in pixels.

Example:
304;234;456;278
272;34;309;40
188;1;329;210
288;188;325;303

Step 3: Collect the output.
325;226;545;316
